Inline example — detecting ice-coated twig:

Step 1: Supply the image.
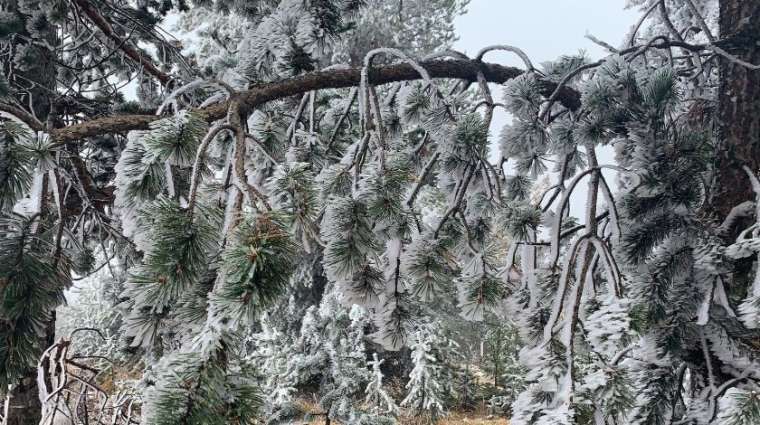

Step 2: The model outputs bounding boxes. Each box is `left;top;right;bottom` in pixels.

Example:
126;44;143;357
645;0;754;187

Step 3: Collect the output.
712;45;760;70
544;233;592;342
433;165;476;238
361;48;433;133
700;328;716;391
684;0;716;43
716;200;755;237
326;88;358;151
406;151;440;208
245;133;278;165
585;33;618;53
229;100;271;211
285;93;310;144
627;0;662;47
658;0;703;72
589;237;623;297
742;165;760;217
538;60;603;122
187;123;235;216
157;78;235;115
549;167;597;267
598;172;621;245
476;45;534;71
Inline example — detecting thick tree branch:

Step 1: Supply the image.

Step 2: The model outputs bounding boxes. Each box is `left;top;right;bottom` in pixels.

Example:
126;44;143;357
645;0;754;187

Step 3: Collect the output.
73;0;171;85
49;59;582;144
0;102;44;131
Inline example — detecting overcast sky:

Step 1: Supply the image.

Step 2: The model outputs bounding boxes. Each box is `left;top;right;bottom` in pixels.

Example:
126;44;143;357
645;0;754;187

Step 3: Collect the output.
454;0;640;218
454;1;639;64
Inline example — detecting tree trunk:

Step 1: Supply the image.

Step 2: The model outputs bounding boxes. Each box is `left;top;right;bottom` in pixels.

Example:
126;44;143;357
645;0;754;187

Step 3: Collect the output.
6;378;39;425
711;1;760;220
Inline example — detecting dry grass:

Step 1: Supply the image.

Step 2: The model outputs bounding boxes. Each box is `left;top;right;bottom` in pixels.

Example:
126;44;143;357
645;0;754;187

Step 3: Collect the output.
400;412;508;425
297;403;509;425
294;396;509;424
303;416;508;425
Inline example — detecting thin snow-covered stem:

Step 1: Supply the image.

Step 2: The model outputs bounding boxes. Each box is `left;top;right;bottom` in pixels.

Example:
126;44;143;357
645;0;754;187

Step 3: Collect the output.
549;164;631;266
363;48;433;84
245;133;278;165
326;87;358;151
187;123;235;216
700;329;716;391
713;45;760;70
564;144;601;417
550;167;597;267
476;45;534;71
683;0;716;43
157;79;206;115
361;48;433;133
164;161;175;198
229;100;271;211
458;210;480;254
539;61;603;122
658;0;703;72
544;234;592;341
627;35;673;64
0;101;45;131
505;242;520;284
352;132;372;192
157;78;235;115
742;165;760;217
368;84;386;152
627;0;662;47
589;237;623;297
424;49;469;61
598;172;621;245
309;90;315;135
433;164;476;238
406;151;440;208
286;93;310;144
716;200;755;237
585;33;618;53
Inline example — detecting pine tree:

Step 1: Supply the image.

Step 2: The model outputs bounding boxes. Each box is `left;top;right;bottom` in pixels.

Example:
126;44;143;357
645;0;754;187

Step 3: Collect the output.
364;353;400;418
402;325;447;422
3;0;760;424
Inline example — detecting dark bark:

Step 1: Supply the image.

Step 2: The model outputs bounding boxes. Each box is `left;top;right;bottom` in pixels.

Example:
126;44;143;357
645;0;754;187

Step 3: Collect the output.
710;1;760;220
49;59;581;144
6;377;39;425
72;0;172;85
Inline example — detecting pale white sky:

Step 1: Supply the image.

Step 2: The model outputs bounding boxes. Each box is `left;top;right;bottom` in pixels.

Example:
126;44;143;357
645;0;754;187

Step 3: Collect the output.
454;0;638;64
454;0;640;218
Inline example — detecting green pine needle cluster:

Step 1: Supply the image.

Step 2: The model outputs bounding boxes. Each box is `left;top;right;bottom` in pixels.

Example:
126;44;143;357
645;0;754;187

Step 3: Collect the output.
215;212;296;324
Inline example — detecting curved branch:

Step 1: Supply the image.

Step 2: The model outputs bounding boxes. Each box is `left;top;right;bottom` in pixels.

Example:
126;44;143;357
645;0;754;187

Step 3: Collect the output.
476;45;535;71
0;102;44;131
49;59;583;144
73;0;171;85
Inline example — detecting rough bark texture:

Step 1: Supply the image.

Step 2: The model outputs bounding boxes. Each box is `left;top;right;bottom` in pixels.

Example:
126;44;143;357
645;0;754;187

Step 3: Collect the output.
711;1;760;219
49;59;581;144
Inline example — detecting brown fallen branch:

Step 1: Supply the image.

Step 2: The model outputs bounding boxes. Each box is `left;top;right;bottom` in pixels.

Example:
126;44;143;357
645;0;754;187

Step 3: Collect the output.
49;59;582;144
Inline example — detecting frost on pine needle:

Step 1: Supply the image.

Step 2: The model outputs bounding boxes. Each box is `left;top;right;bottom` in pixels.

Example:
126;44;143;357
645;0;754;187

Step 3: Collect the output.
0;121;34;211
9;0;760;423
585;296;632;359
